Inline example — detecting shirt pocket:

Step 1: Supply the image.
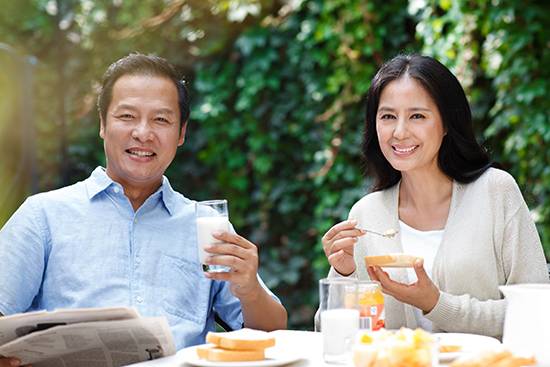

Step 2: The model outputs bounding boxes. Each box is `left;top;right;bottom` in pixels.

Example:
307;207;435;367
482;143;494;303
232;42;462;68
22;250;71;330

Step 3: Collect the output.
157;253;210;325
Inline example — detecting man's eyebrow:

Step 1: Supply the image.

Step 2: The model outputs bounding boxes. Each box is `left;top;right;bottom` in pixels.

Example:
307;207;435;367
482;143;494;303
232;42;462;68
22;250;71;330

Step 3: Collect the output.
111;103;138;111
110;105;176;115
154;108;177;115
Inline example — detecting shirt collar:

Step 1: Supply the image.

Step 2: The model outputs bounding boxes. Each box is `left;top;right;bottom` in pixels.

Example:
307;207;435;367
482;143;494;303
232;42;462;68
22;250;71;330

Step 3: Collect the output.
86;167;114;200
85;167;179;216
159;176;178;216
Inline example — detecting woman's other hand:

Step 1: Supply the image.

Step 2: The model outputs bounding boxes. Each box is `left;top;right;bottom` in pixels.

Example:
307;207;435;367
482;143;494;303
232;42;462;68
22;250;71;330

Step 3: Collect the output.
322;219;365;276
367;258;440;313
0;357;26;367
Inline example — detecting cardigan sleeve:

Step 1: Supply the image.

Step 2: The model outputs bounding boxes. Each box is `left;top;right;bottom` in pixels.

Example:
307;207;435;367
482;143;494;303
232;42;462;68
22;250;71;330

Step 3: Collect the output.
500;186;549;284
426;174;548;337
425;292;506;337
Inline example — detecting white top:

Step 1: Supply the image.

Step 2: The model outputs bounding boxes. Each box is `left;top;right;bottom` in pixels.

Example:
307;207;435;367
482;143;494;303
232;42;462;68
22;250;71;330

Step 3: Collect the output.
399;220;444;331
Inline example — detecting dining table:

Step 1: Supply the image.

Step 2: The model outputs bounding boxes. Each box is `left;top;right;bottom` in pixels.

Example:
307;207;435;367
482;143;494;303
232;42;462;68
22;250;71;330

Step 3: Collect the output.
124;329;482;367
126;330;324;367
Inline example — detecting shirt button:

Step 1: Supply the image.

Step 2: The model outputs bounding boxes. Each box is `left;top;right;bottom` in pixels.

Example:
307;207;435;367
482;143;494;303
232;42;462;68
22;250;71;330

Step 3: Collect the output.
113;187;120;194
136;296;143;303
135;257;141;265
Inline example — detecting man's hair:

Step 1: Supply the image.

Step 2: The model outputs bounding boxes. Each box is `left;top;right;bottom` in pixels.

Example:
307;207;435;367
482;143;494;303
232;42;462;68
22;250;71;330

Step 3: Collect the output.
97;53;189;128
363;54;492;191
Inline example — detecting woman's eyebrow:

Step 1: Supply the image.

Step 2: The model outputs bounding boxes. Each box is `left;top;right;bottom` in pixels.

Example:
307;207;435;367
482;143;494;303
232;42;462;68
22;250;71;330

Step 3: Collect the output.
408;107;431;112
378;106;431;113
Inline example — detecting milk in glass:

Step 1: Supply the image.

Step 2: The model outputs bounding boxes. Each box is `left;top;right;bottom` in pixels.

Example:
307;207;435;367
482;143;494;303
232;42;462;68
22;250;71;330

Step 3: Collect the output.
321;308;359;363
195;200;231;273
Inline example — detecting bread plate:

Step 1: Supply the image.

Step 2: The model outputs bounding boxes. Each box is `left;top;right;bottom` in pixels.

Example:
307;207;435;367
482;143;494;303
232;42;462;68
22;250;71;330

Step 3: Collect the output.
435;332;501;363
181;345;301;367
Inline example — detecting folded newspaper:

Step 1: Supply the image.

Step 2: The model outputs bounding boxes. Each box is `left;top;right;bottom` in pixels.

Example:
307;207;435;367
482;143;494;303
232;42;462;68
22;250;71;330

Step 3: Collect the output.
0;307;176;367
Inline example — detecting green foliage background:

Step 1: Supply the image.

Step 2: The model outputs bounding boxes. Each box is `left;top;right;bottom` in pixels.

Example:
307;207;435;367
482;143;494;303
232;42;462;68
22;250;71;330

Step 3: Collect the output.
1;0;548;328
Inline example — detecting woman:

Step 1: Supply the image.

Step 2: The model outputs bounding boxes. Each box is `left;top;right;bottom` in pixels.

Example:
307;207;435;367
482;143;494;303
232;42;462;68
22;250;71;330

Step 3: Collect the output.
322;54;548;337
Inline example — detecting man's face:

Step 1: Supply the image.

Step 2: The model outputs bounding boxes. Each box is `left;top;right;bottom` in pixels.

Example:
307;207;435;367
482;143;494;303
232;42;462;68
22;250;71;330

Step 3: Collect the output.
99;74;186;190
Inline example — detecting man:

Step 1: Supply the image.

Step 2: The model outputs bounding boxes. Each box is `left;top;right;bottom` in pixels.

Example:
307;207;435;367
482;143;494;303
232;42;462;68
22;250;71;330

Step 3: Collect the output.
0;53;287;366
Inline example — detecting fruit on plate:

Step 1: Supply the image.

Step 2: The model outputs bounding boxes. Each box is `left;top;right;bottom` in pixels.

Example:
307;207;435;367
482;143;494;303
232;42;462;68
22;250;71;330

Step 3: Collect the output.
353;328;436;367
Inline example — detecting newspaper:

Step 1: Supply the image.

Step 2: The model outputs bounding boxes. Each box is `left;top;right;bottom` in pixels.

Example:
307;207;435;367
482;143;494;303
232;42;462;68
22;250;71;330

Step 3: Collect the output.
0;307;176;367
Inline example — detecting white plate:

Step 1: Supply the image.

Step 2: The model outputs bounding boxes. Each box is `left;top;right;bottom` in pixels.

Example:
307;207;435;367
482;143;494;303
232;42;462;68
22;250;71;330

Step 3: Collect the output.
435;333;501;362
181;345;302;367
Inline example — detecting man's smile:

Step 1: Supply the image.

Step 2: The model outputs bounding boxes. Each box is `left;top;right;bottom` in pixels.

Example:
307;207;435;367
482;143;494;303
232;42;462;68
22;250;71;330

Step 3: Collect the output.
126;148;156;158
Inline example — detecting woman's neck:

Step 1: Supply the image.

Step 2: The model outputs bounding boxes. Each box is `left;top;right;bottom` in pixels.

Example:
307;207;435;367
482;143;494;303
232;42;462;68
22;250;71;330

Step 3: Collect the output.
399;169;453;230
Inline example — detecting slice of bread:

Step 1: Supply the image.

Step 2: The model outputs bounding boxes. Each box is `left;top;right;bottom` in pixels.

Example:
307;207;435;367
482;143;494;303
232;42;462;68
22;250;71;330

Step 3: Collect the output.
196;344;265;362
196;343;216;359
206;328;276;350
364;254;422;268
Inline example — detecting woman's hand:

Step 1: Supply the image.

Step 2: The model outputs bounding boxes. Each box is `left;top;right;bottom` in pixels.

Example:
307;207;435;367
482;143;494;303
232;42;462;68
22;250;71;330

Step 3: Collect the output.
0;357;26;367
322;219;365;276
367;258;440;313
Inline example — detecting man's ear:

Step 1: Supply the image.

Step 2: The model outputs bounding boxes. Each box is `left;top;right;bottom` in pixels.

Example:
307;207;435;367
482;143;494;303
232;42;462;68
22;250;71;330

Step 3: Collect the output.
99;118;105;139
178;121;188;146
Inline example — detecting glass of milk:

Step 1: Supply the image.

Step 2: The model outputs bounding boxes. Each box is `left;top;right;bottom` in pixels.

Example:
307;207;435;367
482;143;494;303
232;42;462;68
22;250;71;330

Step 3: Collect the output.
319;278;360;364
195;199;231;273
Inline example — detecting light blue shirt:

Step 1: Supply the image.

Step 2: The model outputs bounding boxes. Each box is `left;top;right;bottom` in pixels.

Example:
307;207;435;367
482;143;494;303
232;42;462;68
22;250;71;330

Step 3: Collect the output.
0;167;275;349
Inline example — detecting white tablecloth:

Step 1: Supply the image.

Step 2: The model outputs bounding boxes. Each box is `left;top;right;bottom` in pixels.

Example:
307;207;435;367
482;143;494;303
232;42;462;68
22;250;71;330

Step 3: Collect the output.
126;330;331;366
125;329;520;367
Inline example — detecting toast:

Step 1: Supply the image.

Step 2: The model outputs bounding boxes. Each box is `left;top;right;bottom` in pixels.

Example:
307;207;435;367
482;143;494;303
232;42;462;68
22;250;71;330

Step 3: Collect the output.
197;328;276;362
206;328;276;350
364;254;422;268
196;344;265;362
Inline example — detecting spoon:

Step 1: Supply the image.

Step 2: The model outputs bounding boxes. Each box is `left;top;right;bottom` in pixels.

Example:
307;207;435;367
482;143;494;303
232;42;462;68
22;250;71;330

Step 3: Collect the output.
356;227;399;238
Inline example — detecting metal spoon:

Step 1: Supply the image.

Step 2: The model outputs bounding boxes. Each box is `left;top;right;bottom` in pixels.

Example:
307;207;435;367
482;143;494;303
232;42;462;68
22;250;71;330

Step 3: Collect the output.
356;227;399;238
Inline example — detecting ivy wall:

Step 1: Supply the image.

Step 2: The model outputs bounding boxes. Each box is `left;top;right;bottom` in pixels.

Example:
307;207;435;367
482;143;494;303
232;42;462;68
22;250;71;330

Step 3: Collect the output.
1;0;548;328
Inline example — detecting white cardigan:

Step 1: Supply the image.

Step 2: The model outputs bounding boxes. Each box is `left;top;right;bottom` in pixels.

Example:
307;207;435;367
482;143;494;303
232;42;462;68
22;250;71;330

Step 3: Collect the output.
329;168;549;338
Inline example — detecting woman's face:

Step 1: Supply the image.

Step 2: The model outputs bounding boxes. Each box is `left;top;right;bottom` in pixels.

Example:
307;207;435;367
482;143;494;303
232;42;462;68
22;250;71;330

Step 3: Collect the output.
376;76;446;176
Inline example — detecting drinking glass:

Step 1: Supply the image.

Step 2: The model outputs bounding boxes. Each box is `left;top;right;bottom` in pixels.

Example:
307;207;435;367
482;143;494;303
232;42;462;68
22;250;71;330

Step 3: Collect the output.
195;199;231;273
318;278;360;364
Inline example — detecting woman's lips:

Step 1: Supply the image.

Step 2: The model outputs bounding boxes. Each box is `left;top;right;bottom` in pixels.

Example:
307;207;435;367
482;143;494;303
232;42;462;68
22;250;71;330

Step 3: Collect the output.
392;145;419;156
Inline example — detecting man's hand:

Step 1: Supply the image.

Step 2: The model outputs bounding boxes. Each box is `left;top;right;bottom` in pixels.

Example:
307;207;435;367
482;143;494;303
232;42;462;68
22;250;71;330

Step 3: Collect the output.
322;219;365;276
367;259;440;313
203;231;287;331
203;231;261;301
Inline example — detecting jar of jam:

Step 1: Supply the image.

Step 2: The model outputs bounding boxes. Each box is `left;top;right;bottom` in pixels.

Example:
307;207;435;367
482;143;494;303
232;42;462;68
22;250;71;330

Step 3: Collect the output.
356;281;385;331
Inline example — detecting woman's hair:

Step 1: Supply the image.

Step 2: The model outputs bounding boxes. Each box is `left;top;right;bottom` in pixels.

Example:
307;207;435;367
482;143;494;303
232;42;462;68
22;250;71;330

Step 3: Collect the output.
363;54;492;191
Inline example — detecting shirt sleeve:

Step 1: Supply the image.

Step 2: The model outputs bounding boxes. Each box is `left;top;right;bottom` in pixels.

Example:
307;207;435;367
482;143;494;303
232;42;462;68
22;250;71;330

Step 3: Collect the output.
0;196;48;315
211;280;243;331
211;274;280;331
